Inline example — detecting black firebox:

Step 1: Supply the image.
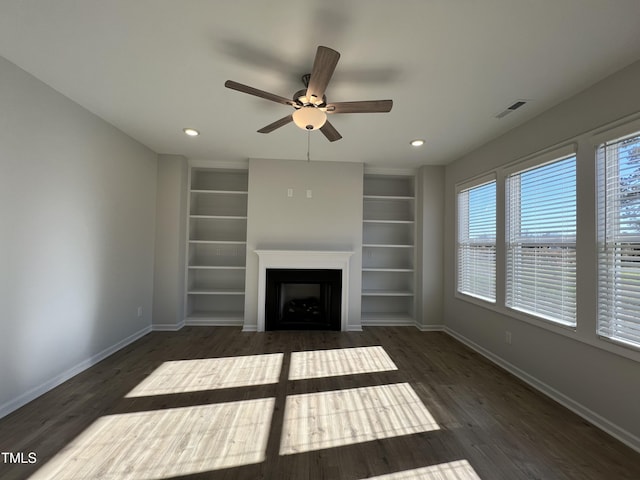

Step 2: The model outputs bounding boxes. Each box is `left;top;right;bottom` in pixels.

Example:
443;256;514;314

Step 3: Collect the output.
265;268;342;330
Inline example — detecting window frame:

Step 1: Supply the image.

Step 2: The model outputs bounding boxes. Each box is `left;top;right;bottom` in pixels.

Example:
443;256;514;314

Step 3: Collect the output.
503;148;578;327
455;173;497;305
596;125;640;351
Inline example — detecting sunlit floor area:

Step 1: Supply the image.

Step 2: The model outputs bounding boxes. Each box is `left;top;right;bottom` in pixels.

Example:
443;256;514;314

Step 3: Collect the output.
31;399;275;479
1;327;639;480
280;383;439;455
364;460;481;480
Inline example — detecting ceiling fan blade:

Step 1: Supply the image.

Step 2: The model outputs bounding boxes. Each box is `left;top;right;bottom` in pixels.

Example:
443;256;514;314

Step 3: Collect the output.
326;100;393;114
320;120;342;142
257;114;293;133
225;80;294;106
306;46;340;102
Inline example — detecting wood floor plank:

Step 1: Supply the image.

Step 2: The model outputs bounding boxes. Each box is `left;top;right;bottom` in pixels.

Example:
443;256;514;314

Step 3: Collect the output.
0;327;639;479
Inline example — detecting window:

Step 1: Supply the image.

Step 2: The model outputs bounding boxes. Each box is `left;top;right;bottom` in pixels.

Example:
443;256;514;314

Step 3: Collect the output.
597;131;640;349
506;155;577;326
457;179;496;302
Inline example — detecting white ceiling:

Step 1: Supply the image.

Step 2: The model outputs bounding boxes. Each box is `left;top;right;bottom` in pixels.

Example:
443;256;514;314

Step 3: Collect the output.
1;0;640;167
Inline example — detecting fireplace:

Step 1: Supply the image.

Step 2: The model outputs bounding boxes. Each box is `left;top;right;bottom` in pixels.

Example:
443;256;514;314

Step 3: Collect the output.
266;269;341;330
254;250;353;331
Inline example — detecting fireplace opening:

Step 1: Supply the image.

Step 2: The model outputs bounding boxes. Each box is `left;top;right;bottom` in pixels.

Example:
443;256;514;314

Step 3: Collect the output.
265;269;341;330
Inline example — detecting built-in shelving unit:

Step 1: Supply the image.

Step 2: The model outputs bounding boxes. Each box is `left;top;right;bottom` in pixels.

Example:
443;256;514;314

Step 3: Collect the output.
362;174;416;325
185;168;248;325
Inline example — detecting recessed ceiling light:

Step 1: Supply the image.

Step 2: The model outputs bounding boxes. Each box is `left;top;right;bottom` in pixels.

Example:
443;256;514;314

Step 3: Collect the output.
183;128;200;137
410;139;425;147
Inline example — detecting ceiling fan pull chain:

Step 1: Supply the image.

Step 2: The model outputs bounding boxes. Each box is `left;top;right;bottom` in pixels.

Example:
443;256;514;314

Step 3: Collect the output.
307;130;311;162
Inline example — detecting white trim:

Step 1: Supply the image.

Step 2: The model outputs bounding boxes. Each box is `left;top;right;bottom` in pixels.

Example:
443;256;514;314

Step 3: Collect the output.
455;171;497;193
414;323;445;332
254;249;353;332
362;319;415;327
152;321;186;331
185;318;243;327
0;326;151;420
445;327;640;454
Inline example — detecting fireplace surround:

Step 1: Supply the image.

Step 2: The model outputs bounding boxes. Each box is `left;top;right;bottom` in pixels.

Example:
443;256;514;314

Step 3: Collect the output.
254;250;353;331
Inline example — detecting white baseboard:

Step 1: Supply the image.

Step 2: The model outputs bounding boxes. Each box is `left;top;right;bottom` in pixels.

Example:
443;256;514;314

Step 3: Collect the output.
444;327;640;454
414;323;445;332
0;325;151;420
242;325;258;332
362;320;416;327
185;319;243;327
152;320;185;331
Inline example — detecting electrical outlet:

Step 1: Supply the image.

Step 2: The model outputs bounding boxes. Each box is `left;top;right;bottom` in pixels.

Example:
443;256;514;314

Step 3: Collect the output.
287;188;293;197
505;331;512;345
306;189;312;198
137;306;143;318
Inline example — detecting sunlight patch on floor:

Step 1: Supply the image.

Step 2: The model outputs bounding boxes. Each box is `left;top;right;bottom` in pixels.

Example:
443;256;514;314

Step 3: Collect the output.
280;382;439;455
126;353;283;397
288;346;398;380
29;398;275;479
362;460;481;479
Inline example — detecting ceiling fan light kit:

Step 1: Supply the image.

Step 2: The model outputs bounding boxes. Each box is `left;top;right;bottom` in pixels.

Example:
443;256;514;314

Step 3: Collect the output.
225;46;393;142
292;106;327;130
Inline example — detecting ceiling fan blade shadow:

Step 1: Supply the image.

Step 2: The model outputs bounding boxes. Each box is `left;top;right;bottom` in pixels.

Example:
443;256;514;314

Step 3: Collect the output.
320;121;342;142
258;115;293;133
225;80;294;106
306;46;340;102
326;100;393;114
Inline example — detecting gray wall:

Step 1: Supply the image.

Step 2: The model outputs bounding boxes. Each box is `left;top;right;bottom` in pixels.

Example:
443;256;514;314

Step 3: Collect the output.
152;155;188;330
444;60;640;448
0;56;158;417
416;166;445;330
244;158;364;331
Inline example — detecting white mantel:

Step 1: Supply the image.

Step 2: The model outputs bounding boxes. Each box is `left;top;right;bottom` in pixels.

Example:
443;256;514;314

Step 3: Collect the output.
254;249;353;332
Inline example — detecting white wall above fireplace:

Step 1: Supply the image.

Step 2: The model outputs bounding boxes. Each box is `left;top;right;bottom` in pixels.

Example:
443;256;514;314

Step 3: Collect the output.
254;250;353;332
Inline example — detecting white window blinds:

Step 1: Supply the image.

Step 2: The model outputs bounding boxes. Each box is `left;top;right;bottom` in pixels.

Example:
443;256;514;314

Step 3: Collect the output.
506;155;577;325
598;131;640;349
457;180;496;302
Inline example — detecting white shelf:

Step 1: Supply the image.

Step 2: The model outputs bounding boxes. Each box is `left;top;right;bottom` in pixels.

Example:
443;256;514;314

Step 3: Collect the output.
362;268;414;272
189;240;246;245
361;312;415;325
363;219;415;224
185;311;245;326
190;215;247;220
190;189;248;195
362;290;414;297
363;194;414;200
363;244;413;248
188;265;246;270
361;173;416;324
186;168;248;322
188;289;245;295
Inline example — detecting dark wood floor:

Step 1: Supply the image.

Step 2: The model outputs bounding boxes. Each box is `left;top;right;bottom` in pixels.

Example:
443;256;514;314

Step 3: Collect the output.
1;327;639;479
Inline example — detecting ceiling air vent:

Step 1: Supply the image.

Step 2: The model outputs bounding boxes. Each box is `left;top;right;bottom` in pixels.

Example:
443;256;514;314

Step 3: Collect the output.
495;100;528;119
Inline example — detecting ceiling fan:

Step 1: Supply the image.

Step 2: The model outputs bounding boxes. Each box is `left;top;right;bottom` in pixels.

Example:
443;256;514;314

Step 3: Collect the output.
225;46;393;142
